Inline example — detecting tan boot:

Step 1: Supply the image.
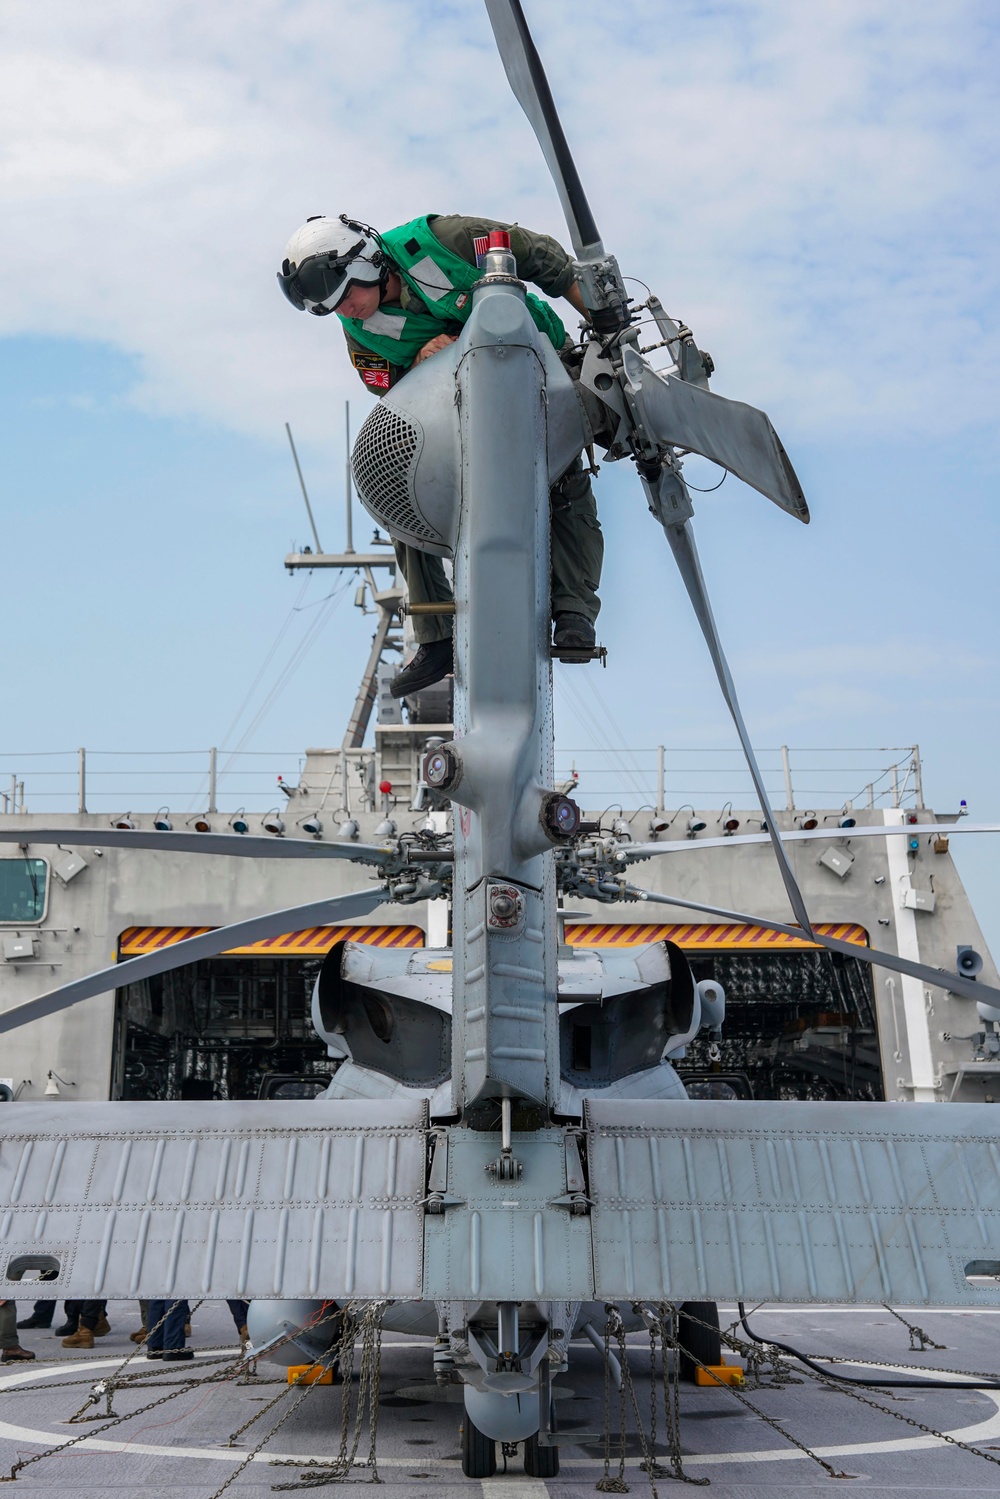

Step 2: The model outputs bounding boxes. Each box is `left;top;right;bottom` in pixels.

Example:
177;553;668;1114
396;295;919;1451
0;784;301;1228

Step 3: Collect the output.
62;1328;95;1350
239;1324;250;1352
129;1327;147;1344
184;1322;191;1337
94;1315;111;1337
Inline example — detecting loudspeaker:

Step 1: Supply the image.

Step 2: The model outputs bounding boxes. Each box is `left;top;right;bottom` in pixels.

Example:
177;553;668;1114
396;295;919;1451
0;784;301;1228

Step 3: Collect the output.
957;945;984;980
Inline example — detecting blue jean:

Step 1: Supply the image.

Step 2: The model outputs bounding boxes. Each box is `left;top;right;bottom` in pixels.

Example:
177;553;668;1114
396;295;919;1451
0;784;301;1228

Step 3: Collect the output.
146;1299;189;1352
227;1299;250;1332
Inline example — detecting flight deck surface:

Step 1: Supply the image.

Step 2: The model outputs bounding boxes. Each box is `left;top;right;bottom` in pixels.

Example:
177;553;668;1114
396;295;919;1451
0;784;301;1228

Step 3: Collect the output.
1;1303;999;1497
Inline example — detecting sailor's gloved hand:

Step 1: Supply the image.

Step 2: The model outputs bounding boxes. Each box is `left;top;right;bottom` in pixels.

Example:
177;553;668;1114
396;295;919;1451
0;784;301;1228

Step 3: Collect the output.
413;334;457;366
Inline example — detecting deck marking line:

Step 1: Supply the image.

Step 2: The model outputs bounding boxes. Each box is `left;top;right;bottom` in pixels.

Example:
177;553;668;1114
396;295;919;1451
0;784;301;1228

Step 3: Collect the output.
0;1357;997;1471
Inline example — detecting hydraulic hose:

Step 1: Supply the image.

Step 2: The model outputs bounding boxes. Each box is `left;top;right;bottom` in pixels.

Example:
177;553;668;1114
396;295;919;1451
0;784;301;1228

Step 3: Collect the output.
737;1302;1000;1390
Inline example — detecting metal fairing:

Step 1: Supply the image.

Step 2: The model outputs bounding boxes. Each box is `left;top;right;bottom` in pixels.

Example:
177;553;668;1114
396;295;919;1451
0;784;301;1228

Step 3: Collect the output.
586;1098;1000;1306
350;345;462;556
0;1099;427;1301
350;329;587;561
422;1130;593;1301
312;943;452;1087
448;280;570;1110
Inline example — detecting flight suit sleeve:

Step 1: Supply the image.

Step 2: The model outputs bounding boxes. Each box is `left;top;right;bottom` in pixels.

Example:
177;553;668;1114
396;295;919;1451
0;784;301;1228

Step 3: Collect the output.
429;214;576;301
341;327;410;392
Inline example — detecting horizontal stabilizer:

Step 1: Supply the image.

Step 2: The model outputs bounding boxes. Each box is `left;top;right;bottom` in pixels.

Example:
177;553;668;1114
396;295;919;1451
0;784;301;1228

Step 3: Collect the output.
586;1098;1000;1305
0;1099;426;1301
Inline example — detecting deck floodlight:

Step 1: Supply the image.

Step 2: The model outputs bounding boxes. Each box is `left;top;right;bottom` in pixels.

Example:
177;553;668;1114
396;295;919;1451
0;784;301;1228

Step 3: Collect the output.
717;806;739;835
262;810;285;836
153;807;173;832
299;814;323;837
840;816;856;829
230;810;249;835
336;818;359;841
669;804;705;837
797;813;818;831
374;817;397;839
186;815;212;833
112;814;136;831
611;818;632;841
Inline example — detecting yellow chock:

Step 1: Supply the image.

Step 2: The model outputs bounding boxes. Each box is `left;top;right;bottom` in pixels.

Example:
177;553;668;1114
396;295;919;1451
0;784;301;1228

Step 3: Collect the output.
694;1358;744;1387
287;1363;333;1385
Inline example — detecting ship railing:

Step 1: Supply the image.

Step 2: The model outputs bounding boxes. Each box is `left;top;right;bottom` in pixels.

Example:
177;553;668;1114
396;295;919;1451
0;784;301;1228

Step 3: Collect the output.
0;744;924;820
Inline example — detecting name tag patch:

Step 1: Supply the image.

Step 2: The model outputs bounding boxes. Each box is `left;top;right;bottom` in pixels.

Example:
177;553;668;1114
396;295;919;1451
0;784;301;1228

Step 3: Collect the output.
351;351;392;390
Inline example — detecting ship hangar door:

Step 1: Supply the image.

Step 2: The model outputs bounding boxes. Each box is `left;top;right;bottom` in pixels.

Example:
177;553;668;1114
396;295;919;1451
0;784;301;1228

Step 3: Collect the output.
110;923;424;1102
564;921;884;1103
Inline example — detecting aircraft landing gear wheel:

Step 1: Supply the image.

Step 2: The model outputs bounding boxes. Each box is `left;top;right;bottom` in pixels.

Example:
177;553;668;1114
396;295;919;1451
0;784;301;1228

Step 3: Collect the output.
524;1431;559;1477
461;1414;497;1478
677;1301;721;1383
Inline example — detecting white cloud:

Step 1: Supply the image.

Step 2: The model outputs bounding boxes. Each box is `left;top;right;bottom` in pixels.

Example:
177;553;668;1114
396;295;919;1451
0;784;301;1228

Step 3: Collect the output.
0;0;995;444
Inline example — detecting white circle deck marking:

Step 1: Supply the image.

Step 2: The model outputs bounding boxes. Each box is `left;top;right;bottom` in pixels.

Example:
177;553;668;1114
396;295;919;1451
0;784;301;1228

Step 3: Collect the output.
0;1355;996;1471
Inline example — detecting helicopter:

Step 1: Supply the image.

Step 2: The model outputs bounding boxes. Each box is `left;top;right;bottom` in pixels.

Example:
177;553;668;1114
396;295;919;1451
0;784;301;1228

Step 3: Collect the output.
2;0;1000;1482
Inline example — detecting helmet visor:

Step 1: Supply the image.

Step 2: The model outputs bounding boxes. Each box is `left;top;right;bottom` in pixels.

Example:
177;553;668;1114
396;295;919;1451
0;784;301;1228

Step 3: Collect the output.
278;240;368;313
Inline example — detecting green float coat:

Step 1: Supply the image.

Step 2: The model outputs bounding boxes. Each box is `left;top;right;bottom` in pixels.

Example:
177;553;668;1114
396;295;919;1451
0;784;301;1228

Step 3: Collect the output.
339;215;566;366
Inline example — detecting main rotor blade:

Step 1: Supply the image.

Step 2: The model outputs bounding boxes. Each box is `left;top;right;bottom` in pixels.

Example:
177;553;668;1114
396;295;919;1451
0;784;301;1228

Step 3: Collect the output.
0;887;388;1036
623;822;1000;860
649;496;814;936
625;350;808;521
625;883;1000;1008
484;0;602;257
0;827;392;867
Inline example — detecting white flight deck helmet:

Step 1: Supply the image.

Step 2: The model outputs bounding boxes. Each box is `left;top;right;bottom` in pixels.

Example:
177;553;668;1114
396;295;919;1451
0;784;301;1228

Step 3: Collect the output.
277;214;383;316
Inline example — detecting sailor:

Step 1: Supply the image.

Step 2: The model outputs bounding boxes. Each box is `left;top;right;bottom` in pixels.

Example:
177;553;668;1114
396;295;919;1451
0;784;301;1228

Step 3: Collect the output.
278;213;603;697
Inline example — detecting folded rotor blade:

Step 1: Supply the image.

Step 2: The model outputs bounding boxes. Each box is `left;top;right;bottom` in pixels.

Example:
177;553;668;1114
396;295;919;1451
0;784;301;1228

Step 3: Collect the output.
623;822;1000;860
626;351;808;521
625;883;1000;1009
484;0;602;257
0;827;393;867
649;497;815;937
0;887;388;1036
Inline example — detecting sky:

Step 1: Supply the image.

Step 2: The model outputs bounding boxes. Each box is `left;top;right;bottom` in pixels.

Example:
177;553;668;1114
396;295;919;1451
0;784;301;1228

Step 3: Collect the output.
1;0;998;943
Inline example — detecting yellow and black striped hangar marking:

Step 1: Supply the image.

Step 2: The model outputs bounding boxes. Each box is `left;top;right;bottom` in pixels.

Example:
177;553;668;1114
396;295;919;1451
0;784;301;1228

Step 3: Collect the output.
118;924;425;957
563;921;868;951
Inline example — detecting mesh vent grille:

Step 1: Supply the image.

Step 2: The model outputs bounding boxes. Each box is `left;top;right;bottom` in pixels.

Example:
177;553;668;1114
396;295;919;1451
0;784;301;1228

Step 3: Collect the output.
351;403;439;543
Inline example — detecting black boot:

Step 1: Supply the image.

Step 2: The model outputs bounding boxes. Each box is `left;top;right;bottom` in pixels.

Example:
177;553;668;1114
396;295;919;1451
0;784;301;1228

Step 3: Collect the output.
16;1312;53;1330
54;1321;78;1337
389;639;453;699
552;613;596;650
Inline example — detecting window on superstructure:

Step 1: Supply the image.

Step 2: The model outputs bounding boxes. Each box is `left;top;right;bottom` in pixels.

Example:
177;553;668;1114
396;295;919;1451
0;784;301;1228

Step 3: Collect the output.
0;859;47;923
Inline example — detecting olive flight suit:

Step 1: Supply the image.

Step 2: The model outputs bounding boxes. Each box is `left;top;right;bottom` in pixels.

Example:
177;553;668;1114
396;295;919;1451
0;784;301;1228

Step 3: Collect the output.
339;214;603;645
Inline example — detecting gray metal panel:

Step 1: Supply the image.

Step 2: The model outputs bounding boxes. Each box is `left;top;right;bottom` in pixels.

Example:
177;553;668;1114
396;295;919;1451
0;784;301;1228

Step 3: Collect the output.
586;1099;1000;1306
0;1099;427;1300
422;1131;593;1301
